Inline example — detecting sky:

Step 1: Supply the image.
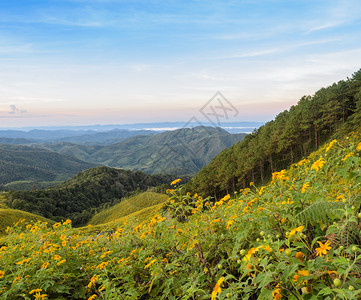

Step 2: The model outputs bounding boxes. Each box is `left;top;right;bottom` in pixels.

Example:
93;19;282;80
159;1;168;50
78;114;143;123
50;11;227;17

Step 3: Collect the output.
1;0;361;128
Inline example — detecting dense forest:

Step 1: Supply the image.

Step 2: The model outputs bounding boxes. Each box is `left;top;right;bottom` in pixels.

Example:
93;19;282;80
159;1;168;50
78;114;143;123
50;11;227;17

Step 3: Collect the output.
188;69;361;198
0;144;96;187
5;166;175;226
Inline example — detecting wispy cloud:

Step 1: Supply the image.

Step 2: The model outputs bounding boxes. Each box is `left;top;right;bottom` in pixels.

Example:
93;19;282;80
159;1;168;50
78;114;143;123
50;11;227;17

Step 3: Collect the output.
8;105;27;114
208;48;281;60
305;21;346;34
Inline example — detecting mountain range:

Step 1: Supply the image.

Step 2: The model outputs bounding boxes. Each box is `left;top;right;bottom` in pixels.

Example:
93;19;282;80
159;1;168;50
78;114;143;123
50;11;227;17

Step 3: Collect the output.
43;126;246;175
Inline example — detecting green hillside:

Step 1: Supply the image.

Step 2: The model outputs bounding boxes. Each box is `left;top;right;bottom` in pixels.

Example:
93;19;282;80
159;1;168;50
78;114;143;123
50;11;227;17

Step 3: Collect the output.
187;69;361;198
0;144;96;188
0;208;53;235
0;130;360;299
89;191;168;225
5;166;174;226
45;126;246;176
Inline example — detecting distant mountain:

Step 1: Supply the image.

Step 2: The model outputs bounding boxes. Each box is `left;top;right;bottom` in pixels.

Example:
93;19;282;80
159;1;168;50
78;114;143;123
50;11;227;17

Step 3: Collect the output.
0;138;36;145
56;129;156;145
6;166;176;226
0;129;92;141
0;121;263;133
0;144;96;186
45;126;247;175
0;128;156;144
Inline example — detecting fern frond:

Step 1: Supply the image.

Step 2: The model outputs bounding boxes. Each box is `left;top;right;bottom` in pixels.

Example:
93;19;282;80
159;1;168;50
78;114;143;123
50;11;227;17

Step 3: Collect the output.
295;201;343;226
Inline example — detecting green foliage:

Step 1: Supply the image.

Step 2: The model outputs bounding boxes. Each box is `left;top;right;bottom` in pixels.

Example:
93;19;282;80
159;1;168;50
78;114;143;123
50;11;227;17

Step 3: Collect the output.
188;69;361;198
0;131;361;299
6;167;174;227
0;144;96;187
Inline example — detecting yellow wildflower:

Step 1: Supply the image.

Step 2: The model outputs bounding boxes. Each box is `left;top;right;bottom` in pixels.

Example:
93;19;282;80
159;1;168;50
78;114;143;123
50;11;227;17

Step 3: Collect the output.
63;219;72;226
16;258;31;265
295;252;305;262
272;287;282;300
357;142;361;151
258;186;266;195
57;259;66;266
29;289;48;300
311;158;326;171
315;241;331;257
293;270;309;285
41;262;49;269
226;219;234;230
289;226;304;237
301;182;310;193
13;276;22;283
144;259;157;269
170;178;181;185
87;275;99;288
0;270;4;278
100;251;112;259
211;276;224;300
96;261;109;270
325;139;337;152
52;255;61;261
53;222;61;229
297;159;307;166
88;295;97;300
221;194;230;201
343;152;354;161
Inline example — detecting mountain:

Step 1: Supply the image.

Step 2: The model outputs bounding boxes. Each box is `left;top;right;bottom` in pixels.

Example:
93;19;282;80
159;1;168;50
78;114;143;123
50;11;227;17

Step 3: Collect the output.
55;129;156;145
0;129;92;141
0;144;96;187
0;138;36;145
187;69;361;198
45;126;247;176
5;166;176;226
0;128;157;145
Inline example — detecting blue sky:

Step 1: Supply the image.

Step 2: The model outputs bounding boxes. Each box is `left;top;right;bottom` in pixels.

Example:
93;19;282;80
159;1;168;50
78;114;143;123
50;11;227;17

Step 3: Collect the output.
1;0;361;127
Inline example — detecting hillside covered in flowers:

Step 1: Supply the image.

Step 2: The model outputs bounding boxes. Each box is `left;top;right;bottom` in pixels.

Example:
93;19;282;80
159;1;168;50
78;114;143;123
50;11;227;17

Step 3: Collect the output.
1;131;361;299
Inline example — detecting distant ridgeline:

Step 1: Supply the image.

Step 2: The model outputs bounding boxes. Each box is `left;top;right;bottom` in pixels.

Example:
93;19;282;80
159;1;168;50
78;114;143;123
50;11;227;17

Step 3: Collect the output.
5;166;176;226
0;127;246;183
187;69;361;198
43;126;247;176
0;144;96;189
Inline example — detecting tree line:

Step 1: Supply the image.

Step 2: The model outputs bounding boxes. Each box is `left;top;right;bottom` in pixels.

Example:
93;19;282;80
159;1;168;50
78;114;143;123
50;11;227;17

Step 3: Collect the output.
187;69;361;198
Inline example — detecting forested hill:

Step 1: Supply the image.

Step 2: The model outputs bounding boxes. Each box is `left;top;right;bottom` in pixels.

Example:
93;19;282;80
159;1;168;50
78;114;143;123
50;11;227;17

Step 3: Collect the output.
0;144;96;187
5;166;175;226
187;69;361;198
45;126;247;175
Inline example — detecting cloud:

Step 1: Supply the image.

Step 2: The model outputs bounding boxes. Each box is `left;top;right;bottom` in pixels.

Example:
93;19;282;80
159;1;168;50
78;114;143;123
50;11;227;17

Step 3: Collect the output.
9;105;27;115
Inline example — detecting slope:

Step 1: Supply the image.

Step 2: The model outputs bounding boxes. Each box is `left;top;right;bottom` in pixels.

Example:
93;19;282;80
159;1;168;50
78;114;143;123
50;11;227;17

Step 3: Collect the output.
1;131;360;299
0;209;53;235
187;68;361;198
89;191;168;225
